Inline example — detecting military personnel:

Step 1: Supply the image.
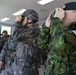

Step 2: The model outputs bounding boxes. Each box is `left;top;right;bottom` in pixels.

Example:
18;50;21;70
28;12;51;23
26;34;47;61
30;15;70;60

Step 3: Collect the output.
0;35;17;74
11;9;39;75
38;2;76;75
0;9;40;75
0;30;9;53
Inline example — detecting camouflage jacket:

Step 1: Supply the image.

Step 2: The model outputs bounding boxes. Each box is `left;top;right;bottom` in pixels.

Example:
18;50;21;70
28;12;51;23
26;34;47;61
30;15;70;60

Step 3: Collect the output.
38;18;76;75
11;22;39;75
0;35;9;52
0;36;17;68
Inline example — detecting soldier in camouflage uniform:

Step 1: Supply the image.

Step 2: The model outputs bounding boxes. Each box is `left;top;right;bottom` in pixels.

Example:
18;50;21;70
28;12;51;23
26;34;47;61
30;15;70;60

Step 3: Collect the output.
38;2;76;75
0;9;40;75
0;35;17;74
11;9;39;75
0;30;9;53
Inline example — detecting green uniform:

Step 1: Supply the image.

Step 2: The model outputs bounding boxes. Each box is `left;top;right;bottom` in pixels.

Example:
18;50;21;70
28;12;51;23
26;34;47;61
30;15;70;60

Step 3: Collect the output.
38;17;76;75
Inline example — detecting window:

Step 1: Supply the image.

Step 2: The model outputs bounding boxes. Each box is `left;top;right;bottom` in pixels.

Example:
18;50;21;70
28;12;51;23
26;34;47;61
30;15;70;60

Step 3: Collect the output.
1;26;11;35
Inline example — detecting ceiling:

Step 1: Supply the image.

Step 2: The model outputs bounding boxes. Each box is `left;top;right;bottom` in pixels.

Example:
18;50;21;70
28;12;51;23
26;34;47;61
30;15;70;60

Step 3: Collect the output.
0;0;76;25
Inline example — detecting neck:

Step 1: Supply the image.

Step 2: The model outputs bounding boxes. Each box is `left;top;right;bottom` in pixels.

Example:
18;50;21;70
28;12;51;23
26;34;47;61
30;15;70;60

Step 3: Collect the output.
63;22;72;27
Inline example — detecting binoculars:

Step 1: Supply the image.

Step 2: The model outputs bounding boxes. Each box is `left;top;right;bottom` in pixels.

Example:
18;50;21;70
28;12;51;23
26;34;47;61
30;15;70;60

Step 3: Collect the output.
50;10;66;19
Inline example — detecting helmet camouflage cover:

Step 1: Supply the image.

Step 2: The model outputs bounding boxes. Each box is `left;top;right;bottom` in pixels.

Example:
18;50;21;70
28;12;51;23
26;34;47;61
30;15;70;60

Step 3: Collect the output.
22;9;39;22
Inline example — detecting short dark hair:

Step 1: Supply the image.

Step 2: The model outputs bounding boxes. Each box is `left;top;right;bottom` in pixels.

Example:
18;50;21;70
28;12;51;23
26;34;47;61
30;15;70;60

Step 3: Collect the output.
2;30;8;34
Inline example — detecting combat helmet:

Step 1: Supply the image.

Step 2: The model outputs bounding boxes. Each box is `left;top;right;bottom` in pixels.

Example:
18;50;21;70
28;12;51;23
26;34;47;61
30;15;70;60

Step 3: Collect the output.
22;9;39;22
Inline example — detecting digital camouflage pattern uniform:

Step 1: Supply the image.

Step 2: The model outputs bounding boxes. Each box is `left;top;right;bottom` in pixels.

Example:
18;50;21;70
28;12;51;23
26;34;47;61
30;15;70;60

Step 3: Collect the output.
11;22;40;75
38;17;76;75
0;34;9;53
0;36;17;74
0;21;40;75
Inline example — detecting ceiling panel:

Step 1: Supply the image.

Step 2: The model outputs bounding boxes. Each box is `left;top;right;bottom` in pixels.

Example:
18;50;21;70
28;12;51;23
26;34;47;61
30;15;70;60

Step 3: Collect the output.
0;0;76;25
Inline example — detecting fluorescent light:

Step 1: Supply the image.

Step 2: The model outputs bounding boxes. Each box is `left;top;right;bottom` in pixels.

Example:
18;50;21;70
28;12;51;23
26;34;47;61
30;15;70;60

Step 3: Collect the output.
13;9;26;16
0;17;10;22
37;0;54;5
